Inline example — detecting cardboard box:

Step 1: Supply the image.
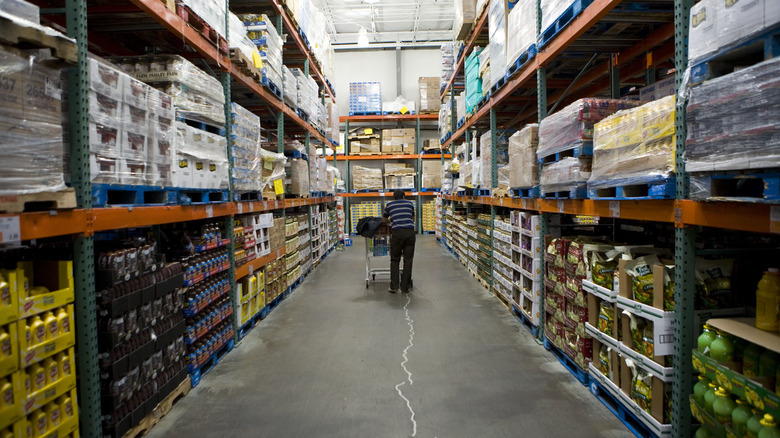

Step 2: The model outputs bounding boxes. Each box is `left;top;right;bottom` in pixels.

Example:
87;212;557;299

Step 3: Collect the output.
90;153;119;184
638;76;676;102
119;158;148;186
172;153;193;188
689;0;719;63
718;0;764;50
418;77;441;113
423;139;441;150
619;354;667;424
89;58;123;100
422;160;442;176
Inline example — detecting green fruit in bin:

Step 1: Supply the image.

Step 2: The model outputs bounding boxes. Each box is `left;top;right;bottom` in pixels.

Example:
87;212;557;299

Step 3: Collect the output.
711;331;735;363
694;375;710;407
704;382;718;415
749;411;765;438
699;324;717;355
733;399;753;437
759;414;780;438
744;343;764;379
713;387;736;424
695;426;712;438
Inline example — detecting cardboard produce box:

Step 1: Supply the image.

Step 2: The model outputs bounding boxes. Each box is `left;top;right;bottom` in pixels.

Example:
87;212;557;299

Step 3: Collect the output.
423;139;441;151
421;160;442;188
419;77;441;113
385;174;416;190
352;166;383;190
384;163;415;175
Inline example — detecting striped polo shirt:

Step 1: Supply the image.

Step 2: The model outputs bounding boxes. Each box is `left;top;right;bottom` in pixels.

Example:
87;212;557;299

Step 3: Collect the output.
384;199;415;230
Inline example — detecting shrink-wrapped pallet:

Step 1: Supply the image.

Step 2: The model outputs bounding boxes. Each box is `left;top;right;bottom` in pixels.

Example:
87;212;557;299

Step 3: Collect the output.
507;124;539;188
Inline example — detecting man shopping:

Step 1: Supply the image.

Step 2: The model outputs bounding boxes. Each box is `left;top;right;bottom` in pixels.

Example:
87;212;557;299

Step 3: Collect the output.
383;189;415;294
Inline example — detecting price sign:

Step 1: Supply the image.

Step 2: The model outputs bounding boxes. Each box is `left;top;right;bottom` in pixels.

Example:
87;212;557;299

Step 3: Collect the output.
205;206;214;218
557;200;565;213
0;216;21;243
609;201;620;218
237;203;244;214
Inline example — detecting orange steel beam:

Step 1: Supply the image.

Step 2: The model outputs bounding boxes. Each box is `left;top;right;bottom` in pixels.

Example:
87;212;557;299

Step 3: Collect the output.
7;210;89;241
339;114;439;123
441;8;489;100
271;0;336;101
128;0;230;66
93;204;234;232
343;155;419;160
680;200;779;234
236;246;286;280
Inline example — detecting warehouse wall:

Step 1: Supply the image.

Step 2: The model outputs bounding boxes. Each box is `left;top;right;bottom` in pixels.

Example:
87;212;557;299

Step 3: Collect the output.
334;48;442;117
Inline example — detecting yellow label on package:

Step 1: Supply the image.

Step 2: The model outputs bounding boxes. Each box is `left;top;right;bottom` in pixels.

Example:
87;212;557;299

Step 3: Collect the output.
400;106;409;114
264;157;274;170
273;179;284;195
364;128;373;135
252;51;264;69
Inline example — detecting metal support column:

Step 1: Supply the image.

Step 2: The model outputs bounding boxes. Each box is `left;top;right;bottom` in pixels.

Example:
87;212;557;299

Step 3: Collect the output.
490;205;496;293
673;0;695;435
67;0;100;435
306;132;311;193
490;108;497;189
466;130;471;162
536;56;548;341
222;70;239;343
277;111;284;154
610;54;620;99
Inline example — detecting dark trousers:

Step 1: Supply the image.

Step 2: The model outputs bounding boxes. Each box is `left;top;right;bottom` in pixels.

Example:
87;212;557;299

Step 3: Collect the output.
390;228;415;291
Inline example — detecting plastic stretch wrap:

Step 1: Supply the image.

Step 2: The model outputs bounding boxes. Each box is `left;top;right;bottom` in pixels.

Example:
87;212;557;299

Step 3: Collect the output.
115;55;226;126
454;0;477;38
439;97;452;140
349;82;381;114
352;166;383;191
506;0;536;64
686;56;780;172
456;92;466;122
540;0;574;33
282;65;298;107
285;139;305;154
326;101;340;141
459;161;473;188
180;0;226;38
172;122;228;189
0;0;39;23
688;0;718;64
589;96;676;187
488;0;508;88
441;42;458;85
383;95;415;114
479;43;491;86
259;148;286;190
419;77;441;113
230;103;263;192
540;157;591;193
287;158;309;195
479;131;509;188
0;48;66;194
507;124;539;188
228;13;262;68
538;98;640;158
465;48;483;113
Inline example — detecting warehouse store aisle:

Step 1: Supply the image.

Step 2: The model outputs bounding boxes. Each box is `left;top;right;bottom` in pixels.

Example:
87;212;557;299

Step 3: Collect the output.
147;236;632;438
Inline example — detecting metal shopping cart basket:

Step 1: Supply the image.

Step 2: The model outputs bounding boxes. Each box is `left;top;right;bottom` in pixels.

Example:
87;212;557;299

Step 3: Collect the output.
364;224;413;288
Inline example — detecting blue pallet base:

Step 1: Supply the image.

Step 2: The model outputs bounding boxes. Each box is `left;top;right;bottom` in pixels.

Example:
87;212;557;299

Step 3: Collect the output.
421;149;444;155
310;191;329;198
544;338;589;386
421;231;436;235
539;142;593;165
489;76;507;96
476;188;492;197
690;24;780;86
296;108;310;122
510;186;540;198
238;305;271;340
349;110;383;116
541;186;587;199
589;379;657;438
691;170;780;203
512;305;540;338
538;0;594;49
177;188;229;205
351;189;383;193
283;150;308;160
189;338;234;387
419;188;441;192
456;118;465;129
507;45;538;78
176;116;226;136
260;77;282;100
382;111;416;115
92;184;177;208
588;177;676;200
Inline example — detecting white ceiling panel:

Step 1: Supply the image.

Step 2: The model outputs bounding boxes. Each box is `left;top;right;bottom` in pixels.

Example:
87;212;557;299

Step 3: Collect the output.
313;0;456;48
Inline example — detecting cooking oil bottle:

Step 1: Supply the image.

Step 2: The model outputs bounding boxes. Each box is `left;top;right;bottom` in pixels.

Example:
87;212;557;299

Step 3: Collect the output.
757;268;780;331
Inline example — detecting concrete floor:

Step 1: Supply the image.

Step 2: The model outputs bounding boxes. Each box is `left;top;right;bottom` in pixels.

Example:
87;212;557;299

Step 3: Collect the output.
146;236;634;438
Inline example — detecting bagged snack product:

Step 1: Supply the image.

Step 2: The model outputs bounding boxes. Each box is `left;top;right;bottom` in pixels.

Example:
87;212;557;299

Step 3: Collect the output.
642;323;654;359
626;311;646;355
599;344;611;376
587;245;619;289
631;365;653;415
695;258;734;310
625;255;661;305
598;301;614;336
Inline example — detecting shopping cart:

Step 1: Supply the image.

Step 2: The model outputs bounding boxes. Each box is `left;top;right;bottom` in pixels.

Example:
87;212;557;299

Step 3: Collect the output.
364;224;413;288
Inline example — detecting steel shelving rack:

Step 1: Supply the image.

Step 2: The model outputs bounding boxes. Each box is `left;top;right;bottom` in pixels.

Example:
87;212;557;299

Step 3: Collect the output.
1;0;340;435
434;0;775;436
335;113;446;234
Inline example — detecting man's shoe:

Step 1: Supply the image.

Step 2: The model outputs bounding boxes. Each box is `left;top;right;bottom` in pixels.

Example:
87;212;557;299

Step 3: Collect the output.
388;288;398;294
401;289;409;294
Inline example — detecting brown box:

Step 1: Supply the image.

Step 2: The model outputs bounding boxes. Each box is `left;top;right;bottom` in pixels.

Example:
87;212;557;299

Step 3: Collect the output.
619;354;667;424
418;77;441;113
421;160;441;176
592;338;621;386
618;259;668;311
587;294;618;339
423;139;441;151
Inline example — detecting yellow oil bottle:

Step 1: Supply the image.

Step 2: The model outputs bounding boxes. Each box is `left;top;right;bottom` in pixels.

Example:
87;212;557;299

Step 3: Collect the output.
43;358;58;386
57;308;70;334
29;316;45;345
44;311;57;340
0;377;13;411
757;268;780;331
0;327;10;358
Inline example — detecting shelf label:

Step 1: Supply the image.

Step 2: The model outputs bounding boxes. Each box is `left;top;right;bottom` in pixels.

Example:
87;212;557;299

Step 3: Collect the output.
263;201;268;210
772;206;780;234
249;202;254;212
609;201;620;218
0;216;21;243
237;203;244;214
557;200;564;213
248;265;254;275
205;206;214;218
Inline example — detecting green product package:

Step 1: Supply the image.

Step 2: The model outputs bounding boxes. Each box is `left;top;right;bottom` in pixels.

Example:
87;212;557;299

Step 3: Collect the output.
599;344;611;376
695;258;734;310
663;265;675;311
625;255;661;305
587;244;619;289
626;310;646;355
598;301;614;336
642;323;654;359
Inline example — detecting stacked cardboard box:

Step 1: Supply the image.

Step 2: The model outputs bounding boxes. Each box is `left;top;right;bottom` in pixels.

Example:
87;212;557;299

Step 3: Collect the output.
384;163;416;190
350;202;383;234
349;128;381;154
381;128;416;154
422;161;442;189
422;139;441;152
352;166;383;191
418;77;441;113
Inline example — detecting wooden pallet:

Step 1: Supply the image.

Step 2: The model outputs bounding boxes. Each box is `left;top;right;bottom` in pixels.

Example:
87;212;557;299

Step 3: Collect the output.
123;376;191;438
493;288;511;310
0;188;76;213
0;16;77;63
229;49;261;81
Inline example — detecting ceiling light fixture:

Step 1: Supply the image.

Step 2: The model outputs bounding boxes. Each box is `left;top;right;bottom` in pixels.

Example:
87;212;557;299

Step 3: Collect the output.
357;27;370;47
363;0;379;4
